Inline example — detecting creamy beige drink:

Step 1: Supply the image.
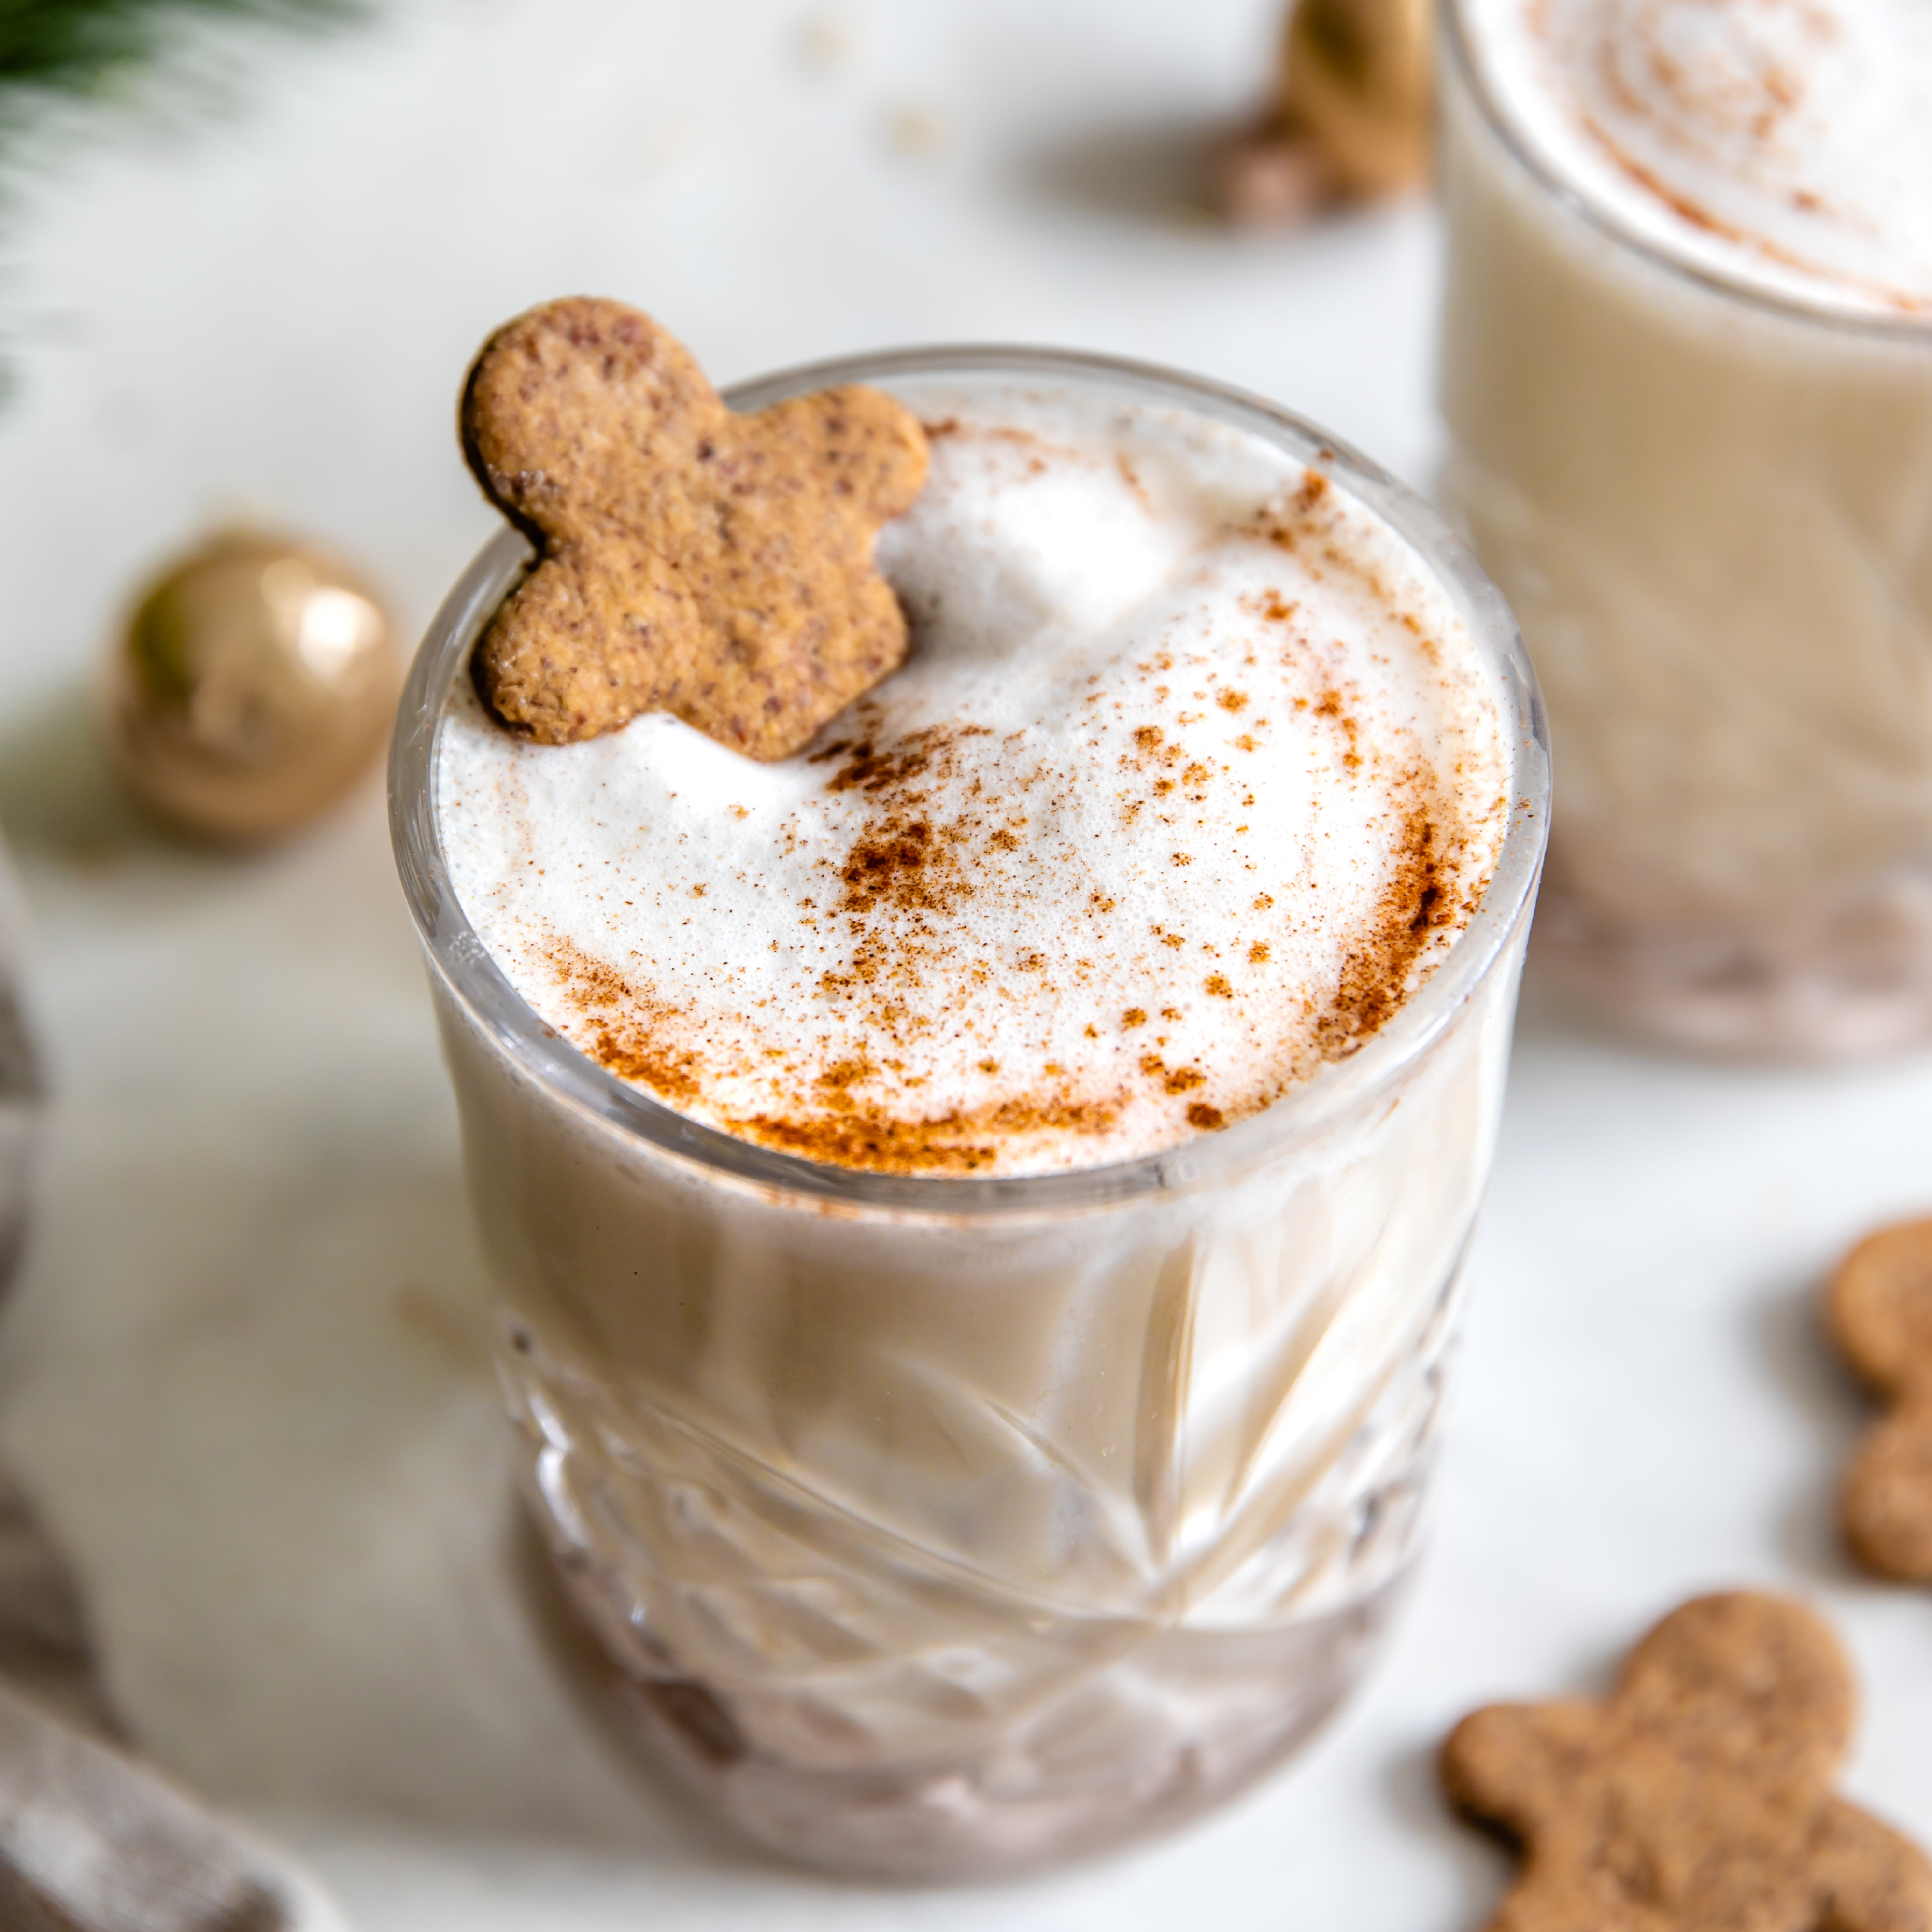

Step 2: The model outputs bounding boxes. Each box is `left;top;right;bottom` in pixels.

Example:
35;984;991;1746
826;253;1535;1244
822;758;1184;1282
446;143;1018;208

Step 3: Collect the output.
394;349;1547;1877
1440;0;1932;1057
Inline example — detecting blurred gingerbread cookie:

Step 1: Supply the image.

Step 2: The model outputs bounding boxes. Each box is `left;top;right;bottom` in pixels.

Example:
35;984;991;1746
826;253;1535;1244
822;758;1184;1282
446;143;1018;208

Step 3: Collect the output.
1442;1591;1932;1931
461;298;929;759
1827;1215;1932;1583
1217;0;1434;227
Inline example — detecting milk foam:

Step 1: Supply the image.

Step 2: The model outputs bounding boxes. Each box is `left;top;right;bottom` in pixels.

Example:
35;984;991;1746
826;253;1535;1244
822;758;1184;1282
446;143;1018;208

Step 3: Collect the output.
1465;0;1932;314
437;386;1508;1175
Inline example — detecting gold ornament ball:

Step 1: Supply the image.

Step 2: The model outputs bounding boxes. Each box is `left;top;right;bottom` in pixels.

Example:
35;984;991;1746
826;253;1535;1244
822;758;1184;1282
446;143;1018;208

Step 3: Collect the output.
102;531;402;841
1277;0;1434;198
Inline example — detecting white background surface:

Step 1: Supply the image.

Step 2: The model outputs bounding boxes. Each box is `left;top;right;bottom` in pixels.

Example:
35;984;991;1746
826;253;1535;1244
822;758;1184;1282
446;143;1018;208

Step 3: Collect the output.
0;1;1928;1926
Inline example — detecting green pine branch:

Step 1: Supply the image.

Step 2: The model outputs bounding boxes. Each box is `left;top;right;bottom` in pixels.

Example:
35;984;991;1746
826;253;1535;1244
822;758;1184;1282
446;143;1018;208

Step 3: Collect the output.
0;0;359;101
0;0;367;401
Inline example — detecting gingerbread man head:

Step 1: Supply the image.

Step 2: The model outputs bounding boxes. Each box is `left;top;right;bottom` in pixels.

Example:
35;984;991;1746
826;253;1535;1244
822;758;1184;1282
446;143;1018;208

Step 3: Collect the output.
1443;1592;1932;1931
460;298;929;759
1829;1216;1932;1582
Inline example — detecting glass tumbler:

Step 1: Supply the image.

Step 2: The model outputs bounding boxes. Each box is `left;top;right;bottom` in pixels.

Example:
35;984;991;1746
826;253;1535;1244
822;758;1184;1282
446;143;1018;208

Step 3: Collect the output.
1438;0;1932;1060
391;347;1548;1879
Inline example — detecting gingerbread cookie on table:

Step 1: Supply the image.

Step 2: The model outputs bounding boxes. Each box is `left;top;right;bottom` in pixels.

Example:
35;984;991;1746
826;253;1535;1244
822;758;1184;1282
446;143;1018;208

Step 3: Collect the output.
1827;1216;1932;1583
1442;1592;1932;1932
460;297;929;759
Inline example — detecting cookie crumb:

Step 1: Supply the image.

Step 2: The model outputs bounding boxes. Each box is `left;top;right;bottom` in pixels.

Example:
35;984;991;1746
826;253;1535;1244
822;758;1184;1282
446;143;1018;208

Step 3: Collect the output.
796;4;858;70
886;101;948;157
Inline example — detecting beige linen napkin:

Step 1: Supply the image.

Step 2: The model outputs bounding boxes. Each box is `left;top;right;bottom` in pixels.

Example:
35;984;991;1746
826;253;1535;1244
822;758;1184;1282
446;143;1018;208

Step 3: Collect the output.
0;843;350;1932
0;1653;343;1932
0;1316;353;1932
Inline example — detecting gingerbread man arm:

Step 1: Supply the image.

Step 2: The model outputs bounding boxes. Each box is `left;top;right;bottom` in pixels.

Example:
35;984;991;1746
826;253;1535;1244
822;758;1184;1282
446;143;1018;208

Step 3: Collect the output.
1841;1398;1932;1581
1445;1702;1674;1932
475;539;700;745
753;386;930;526
1810;1795;1932;1932
1442;1699;1598;1844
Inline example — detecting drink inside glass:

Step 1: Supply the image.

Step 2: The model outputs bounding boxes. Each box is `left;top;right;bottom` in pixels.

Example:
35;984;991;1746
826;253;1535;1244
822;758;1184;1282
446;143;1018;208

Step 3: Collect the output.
1439;0;1932;1058
391;346;1548;1878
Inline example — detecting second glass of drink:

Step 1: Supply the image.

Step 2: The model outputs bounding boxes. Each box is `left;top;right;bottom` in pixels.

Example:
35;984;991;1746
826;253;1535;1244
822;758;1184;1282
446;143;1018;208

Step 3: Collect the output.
1439;0;1932;1057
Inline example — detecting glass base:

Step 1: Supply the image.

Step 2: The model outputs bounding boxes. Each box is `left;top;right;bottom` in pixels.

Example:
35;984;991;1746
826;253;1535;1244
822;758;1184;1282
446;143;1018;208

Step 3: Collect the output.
502;1255;1464;1882
500;1237;1469;1880
1532;848;1932;1063
541;1528;1407;1880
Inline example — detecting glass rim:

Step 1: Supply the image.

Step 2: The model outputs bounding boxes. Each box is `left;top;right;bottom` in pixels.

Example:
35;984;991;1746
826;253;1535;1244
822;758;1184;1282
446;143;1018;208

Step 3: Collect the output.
1439;0;1932;345
389;342;1549;1219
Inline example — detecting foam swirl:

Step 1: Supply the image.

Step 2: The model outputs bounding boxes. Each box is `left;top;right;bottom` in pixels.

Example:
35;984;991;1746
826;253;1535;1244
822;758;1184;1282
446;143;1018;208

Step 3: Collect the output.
1467;0;1932;313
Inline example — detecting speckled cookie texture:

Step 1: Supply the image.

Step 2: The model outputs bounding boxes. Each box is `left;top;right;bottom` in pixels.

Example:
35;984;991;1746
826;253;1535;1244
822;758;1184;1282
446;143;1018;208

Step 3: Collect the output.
1442;1592;1932;1932
1828;1215;1932;1582
460;297;929;758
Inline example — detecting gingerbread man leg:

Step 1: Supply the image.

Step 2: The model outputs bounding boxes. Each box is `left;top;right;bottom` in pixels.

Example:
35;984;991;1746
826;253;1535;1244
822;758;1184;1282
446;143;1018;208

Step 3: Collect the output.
1809;1796;1932;1932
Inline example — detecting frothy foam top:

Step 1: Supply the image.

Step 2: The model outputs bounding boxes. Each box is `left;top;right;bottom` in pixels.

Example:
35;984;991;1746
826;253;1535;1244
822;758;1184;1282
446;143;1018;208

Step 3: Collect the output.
1463;0;1932;315
437;385;1509;1176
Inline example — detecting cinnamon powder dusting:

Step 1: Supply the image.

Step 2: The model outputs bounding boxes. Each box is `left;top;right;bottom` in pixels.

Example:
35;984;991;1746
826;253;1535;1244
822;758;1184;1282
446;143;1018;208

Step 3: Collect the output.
540;935;709;1107
728;1088;1122;1173
543;929;1127;1172
1316;806;1463;1048
1529;0;1932;313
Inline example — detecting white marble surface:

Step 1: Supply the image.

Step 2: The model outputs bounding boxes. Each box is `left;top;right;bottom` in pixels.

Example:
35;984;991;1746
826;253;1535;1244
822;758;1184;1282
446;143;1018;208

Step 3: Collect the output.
0;1;1927;1926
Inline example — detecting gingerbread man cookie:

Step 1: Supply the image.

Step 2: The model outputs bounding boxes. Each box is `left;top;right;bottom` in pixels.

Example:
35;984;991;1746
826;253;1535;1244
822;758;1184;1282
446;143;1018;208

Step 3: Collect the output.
1442;1592;1932;1932
460;298;928;758
1828;1216;1932;1582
